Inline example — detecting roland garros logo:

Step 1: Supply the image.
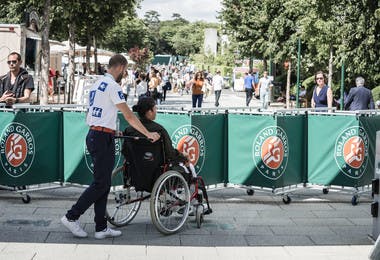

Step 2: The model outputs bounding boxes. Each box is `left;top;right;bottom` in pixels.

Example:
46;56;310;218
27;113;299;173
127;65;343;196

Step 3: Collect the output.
252;126;289;180
171;125;206;174
334;126;369;179
84;138;122;173
0;123;35;177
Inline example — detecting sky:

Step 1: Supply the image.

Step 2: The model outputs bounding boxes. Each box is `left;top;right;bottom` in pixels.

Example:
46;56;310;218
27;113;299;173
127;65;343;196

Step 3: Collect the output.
136;0;222;23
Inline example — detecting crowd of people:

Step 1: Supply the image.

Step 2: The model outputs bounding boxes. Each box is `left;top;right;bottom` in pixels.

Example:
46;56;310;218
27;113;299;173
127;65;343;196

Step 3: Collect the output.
117;64;224;108
0;51;379;112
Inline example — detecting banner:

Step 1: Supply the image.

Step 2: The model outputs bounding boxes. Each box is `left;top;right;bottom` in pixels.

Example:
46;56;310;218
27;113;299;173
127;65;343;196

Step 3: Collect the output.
191;114;226;184
0;112;62;186
228;114;305;188
307;114;379;186
63;112;126;185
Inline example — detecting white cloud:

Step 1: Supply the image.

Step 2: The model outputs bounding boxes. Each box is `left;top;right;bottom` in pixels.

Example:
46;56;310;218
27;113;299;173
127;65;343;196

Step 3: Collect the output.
136;0;222;23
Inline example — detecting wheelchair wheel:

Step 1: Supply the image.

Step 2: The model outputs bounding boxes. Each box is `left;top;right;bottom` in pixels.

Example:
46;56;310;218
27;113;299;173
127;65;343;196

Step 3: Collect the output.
106;166;143;227
150;170;190;235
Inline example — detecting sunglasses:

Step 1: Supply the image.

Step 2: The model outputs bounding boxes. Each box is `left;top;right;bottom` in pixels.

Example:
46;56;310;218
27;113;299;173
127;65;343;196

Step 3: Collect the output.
316;77;324;80
7;60;18;65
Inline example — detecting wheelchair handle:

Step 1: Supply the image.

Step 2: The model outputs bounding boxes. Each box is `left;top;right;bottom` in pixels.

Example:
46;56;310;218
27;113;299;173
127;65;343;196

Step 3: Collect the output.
114;135;149;141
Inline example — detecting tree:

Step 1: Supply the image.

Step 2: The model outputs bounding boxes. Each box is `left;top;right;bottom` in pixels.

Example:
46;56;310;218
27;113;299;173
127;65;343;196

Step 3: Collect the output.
144;10;161;54
101;13;149;53
128;46;152;70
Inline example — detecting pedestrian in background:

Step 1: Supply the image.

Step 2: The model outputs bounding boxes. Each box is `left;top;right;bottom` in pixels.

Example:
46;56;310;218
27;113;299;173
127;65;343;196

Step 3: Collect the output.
61;54;160;240
257;71;272;109
212;70;223;107
0;52;34;106
344;76;374;110
191;71;205;108
244;70;255;106
311;71;333;110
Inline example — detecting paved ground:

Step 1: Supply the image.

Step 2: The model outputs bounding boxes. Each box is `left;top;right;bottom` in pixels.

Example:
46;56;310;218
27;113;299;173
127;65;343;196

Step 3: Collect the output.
0;185;375;259
0;90;376;259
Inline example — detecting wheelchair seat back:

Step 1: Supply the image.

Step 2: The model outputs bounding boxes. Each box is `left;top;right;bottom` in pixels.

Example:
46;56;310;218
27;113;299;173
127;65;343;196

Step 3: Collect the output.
122;138;164;192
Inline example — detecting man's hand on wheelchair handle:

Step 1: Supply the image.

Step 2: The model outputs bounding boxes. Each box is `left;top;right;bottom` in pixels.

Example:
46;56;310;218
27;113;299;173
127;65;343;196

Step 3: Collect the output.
146;132;160;142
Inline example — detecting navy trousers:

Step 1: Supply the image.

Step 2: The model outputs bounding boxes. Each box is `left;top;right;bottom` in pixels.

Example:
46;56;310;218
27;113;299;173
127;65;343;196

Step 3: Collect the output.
66;130;115;232
192;94;203;108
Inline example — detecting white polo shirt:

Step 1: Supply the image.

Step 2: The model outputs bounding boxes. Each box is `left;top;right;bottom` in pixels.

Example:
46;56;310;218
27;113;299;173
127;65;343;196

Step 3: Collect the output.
212;74;224;91
86;73;126;130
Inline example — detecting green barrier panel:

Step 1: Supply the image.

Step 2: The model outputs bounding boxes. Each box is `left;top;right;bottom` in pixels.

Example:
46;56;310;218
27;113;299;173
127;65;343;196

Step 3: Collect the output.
308;114;380;186
191;114;226;184
0;111;62;186
63;112;126;185
228;114;305;188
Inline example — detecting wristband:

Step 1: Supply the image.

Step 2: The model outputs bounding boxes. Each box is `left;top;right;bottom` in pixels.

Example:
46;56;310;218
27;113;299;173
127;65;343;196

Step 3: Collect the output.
15;98;19;103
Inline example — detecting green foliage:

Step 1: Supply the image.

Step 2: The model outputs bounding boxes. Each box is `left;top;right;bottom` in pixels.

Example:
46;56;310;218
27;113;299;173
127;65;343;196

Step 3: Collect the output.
101;13;149;53
372;86;380;102
220;0;380;91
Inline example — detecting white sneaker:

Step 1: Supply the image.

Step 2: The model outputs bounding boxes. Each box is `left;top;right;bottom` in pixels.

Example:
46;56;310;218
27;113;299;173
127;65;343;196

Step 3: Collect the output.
61;216;88;238
94;227;122;239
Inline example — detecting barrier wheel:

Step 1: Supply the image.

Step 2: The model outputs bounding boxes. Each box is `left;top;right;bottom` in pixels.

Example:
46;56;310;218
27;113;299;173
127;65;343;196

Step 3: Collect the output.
150;170;190;235
22;194;31;204
106;166;143;227
351;195;358;206
195;205;204;228
323;188;329;194
246;189;254;196
282;195;291;204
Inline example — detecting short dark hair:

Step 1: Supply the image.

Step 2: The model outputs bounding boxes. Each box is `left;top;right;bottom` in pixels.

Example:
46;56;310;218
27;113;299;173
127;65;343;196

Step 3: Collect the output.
8;52;21;61
108;54;127;68
132;96;156;118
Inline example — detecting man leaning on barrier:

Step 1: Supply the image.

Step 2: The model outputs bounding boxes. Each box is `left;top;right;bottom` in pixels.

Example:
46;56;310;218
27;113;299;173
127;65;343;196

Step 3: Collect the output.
61;54;160;239
0;52;34;106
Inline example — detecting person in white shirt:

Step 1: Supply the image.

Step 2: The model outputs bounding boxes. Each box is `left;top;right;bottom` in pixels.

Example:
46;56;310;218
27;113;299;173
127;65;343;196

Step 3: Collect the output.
257;71;272;109
61;54;160;240
136;73;148;99
212;70;223;107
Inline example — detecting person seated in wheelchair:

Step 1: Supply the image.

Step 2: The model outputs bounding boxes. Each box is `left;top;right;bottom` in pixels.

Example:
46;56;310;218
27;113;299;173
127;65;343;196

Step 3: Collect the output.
122;96;212;214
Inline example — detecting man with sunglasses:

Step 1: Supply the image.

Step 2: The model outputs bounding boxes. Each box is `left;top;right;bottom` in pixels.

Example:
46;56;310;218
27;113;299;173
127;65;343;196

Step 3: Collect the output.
0;52;34;106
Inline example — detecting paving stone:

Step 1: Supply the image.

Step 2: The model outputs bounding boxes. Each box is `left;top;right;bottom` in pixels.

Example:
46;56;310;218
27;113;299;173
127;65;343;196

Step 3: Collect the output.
0;251;36;260
0;230;49;243
329;225;371;236
279;203;334;210
45;231;113;244
258;209;316;218
113;233;181;246
247;218;296;226
180;234;248;246
245;235;314;246
347;218;371;226
291;217;354;226
270;226;335;236
312;209;370;218
309;234;372;245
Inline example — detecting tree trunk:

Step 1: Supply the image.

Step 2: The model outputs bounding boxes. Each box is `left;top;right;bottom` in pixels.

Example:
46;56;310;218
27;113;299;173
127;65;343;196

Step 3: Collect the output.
328;46;333;87
85;44;90;75
93;36;98;73
263;59;267;71
67;22;76;104
86;30;91;74
286;61;292;109
39;0;51;105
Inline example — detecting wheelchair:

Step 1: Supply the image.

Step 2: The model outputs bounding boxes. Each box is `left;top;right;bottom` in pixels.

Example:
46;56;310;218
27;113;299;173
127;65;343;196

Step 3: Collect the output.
105;136;211;235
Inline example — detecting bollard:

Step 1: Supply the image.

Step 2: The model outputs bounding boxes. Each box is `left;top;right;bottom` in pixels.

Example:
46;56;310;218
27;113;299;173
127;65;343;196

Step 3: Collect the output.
369;131;380;259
